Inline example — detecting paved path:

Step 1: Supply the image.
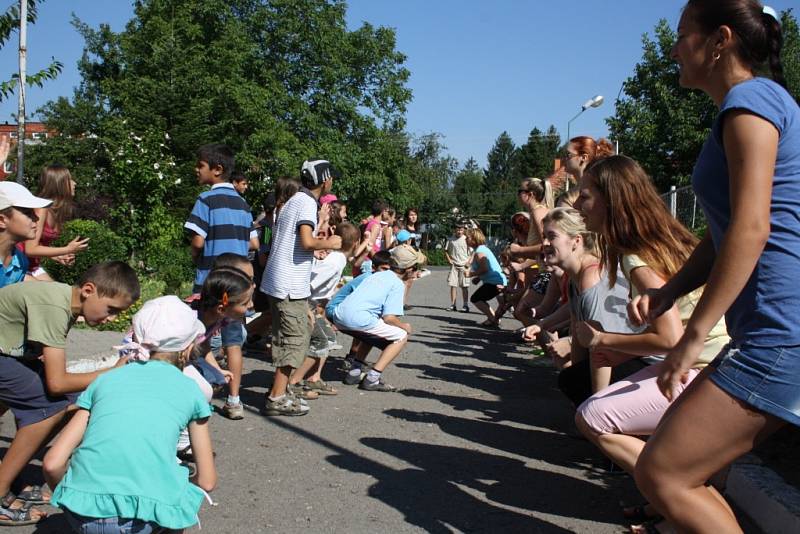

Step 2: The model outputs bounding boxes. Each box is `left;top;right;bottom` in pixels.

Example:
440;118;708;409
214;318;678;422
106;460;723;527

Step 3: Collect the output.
1;269;682;532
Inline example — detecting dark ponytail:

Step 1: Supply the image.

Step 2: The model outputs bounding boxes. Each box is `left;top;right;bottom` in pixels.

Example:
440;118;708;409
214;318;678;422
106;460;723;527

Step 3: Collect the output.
686;0;794;99
762;11;789;91
196;266;252;310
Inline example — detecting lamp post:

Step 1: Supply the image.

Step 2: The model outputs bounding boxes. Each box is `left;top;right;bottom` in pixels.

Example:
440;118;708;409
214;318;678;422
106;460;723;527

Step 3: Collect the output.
566;94;604;144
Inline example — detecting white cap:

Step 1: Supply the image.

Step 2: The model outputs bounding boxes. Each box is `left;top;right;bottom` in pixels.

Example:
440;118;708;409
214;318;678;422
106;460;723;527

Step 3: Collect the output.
131;296;205;357
0;181;52;211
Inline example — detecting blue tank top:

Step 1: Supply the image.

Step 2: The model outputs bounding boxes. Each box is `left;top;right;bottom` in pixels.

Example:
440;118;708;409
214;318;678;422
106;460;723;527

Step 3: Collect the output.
692;77;800;346
472;245;507;286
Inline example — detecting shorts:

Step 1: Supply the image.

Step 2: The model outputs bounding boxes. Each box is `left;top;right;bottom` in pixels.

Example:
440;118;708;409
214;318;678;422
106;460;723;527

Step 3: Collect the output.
268;295;311;369
470;283;501;304
578;363;701;435
336;319;408;350
64;508;177;534
0;355;78;428
447;265;470;288
530;272;551;295
709;343;800;426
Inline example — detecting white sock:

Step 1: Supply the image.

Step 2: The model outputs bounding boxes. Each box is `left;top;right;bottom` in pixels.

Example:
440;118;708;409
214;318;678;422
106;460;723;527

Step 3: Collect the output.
268;394;286;402
227;395;240;405
366;369;381;383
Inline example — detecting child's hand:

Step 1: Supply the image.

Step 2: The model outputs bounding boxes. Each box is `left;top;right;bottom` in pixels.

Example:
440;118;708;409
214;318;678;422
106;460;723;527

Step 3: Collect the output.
574;321;603;349
114;355;130;368
509;243;523;255
314;249;328;260
66;236;90;254
220;369;234;383
522;324;540;341
401;322;413;334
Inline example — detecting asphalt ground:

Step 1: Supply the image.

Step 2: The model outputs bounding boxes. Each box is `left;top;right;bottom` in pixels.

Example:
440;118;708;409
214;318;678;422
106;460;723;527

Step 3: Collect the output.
0;267;757;533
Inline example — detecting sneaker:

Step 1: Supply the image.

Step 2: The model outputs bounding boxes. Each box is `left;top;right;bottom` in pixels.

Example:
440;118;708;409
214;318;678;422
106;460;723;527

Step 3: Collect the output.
359;377;397;392
262;395;309;416
221;401;244;420
287;382;319;400
445;304;457;311
327;341;344;351
461;305;469;313
343;368;365;385
417;269;431;278
304;379;338;396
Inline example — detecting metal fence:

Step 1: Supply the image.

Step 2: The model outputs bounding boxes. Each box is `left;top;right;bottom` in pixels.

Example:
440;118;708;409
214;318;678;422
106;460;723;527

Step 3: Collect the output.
660;185;706;234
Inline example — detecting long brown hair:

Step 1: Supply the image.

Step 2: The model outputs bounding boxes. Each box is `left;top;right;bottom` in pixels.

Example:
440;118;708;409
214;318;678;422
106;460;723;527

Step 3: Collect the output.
37;165;74;229
585;156;698;287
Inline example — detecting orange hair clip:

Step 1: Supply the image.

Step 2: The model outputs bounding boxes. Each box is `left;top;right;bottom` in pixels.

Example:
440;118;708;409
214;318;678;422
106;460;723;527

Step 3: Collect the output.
222;292;229;307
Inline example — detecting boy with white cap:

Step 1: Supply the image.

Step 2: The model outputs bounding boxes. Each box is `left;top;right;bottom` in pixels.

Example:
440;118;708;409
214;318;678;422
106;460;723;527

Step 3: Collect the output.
333;244;425;392
0;181;52;289
260;159;342;416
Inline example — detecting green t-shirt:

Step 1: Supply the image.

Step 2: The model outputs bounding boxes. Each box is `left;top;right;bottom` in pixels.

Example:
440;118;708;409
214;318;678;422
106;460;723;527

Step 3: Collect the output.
0;281;74;358
51;361;213;529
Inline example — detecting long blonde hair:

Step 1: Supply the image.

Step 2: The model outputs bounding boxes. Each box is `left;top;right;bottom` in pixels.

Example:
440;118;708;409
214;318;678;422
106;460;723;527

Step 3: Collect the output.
542;207;599;257
37;165;74;229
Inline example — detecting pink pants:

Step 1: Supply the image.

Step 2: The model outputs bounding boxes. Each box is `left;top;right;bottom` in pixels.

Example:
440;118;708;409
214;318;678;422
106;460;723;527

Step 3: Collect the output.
577;362;701;435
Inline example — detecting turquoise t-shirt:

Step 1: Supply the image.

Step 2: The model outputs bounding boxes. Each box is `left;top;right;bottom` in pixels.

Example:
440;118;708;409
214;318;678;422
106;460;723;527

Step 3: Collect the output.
333;270;405;330
51;361;212;529
472;245;507;286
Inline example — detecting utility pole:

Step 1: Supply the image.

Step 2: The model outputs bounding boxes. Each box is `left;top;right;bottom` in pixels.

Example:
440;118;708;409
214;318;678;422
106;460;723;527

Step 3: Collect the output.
16;0;27;183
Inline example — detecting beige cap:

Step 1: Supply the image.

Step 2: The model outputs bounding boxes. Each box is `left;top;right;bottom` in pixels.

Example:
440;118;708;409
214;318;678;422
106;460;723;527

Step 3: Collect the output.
390;244;427;270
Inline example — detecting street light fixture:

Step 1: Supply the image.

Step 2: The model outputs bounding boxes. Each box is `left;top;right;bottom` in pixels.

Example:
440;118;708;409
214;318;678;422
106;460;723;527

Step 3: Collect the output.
566;94;604;143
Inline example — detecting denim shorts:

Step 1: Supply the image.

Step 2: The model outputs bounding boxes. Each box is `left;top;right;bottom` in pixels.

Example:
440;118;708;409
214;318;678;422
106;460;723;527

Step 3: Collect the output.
64;508;176;533
710;343;800;426
0;355;78;428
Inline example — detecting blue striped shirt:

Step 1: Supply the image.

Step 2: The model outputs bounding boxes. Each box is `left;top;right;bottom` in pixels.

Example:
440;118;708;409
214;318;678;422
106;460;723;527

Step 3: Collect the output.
185;183;256;292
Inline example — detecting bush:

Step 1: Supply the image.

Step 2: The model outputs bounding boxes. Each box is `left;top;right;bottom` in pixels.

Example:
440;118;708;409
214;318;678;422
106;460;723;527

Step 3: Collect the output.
423;248;448;266
43;219;129;285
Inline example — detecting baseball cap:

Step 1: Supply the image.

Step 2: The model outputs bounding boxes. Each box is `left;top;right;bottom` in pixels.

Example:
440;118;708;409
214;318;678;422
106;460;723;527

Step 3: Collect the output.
130;296;205;359
0;181;52;211
301;159;339;187
320;193;338;205
390;243;427;270
396;229;412;243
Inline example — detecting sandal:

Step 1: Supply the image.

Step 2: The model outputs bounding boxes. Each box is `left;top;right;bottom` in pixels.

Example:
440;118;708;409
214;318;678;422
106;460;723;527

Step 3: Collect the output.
304;379;338;396
0;493;46;526
16;485;50;505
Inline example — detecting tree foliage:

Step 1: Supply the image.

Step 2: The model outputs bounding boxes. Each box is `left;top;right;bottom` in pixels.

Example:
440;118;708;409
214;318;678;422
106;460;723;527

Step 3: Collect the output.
515;125;560;179
608;10;800;191
32;0;413;216
453;157;485;217
483;131;518;217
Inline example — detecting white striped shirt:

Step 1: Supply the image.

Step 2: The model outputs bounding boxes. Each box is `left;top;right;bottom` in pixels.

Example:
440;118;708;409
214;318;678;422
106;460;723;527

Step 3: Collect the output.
260;189;318;299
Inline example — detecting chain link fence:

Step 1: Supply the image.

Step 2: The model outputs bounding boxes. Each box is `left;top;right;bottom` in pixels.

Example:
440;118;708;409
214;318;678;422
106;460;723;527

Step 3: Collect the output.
660;185;707;235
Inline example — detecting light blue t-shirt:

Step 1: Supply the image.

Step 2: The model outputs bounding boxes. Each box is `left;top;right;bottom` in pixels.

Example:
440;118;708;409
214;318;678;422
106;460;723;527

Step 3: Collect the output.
333;270;404;330
326;271;372;320
692;77;800;347
0;248;29;289
472;245;507;286
51;361;212;529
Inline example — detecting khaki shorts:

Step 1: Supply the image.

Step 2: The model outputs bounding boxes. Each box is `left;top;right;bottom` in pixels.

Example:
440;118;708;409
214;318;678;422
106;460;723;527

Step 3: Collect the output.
268;295;312;369
447;265;470;287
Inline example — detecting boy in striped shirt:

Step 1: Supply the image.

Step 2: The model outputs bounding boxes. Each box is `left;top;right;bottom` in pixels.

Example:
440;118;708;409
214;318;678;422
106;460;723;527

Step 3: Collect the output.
184;143;258;420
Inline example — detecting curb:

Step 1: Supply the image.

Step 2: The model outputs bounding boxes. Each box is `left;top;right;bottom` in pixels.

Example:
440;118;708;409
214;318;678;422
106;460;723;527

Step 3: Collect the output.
715;455;800;533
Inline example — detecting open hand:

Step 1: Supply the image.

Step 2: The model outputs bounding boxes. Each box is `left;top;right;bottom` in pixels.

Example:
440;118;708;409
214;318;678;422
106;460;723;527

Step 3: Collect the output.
66;236;90;255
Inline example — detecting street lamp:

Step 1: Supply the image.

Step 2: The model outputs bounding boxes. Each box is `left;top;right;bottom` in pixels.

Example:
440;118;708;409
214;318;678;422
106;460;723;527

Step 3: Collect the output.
566;94;604;143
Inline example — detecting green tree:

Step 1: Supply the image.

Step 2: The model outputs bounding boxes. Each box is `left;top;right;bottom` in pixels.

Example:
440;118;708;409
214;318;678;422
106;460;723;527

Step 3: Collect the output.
407;133;457;218
606;19;714;190
607;10;800;191
483;131;518;217
515;125;560;179
452;157;485;216
31;0;413;217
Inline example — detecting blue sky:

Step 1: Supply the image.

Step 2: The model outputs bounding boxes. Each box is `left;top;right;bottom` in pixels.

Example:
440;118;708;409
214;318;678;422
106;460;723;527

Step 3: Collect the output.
0;0;795;167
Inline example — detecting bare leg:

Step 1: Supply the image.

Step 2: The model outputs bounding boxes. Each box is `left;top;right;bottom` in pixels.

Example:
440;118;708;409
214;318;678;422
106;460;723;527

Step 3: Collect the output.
635;374;784;533
461;287;469;307
269;366;292;398
473;300;496;323
449;286;457;306
372;337;408;373
224;345;243;398
290;357;316;385
575;412;645;475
